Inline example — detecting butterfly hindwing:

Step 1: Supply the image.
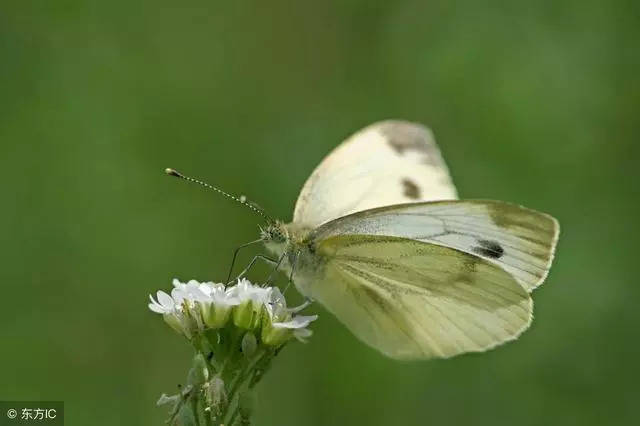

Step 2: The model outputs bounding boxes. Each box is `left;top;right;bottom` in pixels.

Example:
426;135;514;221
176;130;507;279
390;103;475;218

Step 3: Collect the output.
309;235;532;360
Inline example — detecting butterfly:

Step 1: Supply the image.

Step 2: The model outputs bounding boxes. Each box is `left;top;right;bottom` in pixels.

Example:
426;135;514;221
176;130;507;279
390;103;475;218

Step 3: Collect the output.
169;120;559;360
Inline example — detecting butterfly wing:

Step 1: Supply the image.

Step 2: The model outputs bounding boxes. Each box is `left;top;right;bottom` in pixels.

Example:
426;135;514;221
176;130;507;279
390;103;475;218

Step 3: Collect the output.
310;200;559;293
307;235;532;360
293;120;458;228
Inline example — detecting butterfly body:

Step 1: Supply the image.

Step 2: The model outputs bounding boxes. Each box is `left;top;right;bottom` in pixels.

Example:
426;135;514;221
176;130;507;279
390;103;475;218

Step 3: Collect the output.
258;120;558;360
262;222;322;296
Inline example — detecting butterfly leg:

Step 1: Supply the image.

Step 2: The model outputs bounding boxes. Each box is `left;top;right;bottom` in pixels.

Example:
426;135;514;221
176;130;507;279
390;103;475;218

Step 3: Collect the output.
226;239;264;283
274;251;312;309
265;252;287;285
282;250;300;295
229;254;277;285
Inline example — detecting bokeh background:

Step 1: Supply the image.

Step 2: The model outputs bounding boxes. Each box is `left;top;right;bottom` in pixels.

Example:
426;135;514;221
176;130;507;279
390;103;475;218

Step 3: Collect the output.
1;1;638;425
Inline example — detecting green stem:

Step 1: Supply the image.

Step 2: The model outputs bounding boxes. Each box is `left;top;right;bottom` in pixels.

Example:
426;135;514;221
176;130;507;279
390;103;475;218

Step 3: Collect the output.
221;349;269;425
226;370;257;426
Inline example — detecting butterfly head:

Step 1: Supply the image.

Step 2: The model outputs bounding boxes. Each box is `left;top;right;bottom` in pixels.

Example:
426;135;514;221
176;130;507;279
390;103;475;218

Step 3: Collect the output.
260;221;289;244
260;221;291;259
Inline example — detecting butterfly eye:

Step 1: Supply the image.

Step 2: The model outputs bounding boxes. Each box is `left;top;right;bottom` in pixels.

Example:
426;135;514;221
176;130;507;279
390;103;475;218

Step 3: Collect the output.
262;224;286;243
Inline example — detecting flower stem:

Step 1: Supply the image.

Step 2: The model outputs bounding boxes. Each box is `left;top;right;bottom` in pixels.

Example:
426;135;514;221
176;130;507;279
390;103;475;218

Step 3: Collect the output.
221;348;269;425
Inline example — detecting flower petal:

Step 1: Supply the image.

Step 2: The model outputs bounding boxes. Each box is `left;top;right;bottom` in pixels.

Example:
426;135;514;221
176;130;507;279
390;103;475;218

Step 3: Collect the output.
157;291;174;309
272;314;318;329
148;302;166;313
189;287;209;302
171;288;185;305
293;328;313;342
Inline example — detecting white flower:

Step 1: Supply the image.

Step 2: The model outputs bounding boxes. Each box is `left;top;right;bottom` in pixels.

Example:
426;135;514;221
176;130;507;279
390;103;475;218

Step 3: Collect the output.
227;278;270;305
266;288;317;328
149;277;317;345
273;315;318;331
199;282;240;306
197;282;240;329
228;278;270;329
148;290;177;314
172;279;209;304
262;287;318;345
149;290;191;336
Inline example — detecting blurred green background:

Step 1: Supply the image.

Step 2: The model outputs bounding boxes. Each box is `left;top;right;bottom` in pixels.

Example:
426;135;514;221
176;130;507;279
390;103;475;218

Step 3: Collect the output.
1;1;638;425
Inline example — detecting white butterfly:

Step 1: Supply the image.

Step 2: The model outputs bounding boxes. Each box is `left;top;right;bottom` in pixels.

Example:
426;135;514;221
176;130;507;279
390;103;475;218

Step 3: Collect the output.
260;120;559;360
169;120;560;360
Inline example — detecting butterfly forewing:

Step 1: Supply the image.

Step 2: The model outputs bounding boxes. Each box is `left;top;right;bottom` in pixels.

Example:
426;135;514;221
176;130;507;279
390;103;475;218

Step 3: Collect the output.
310;200;559;292
293;120;458;228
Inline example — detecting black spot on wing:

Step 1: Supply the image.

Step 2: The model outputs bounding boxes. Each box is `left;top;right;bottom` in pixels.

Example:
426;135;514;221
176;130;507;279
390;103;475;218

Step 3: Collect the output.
472;239;504;259
401;178;421;199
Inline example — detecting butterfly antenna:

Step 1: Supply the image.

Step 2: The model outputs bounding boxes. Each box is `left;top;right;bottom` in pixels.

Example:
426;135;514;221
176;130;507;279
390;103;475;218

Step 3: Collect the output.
165;168;273;222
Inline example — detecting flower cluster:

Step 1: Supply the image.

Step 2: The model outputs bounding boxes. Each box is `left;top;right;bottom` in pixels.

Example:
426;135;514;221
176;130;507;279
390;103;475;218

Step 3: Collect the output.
149;278;317;347
150;278;317;424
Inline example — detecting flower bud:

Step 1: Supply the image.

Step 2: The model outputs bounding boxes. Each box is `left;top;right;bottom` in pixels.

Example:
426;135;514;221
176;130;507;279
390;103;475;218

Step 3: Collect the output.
261;324;293;347
241;332;258;357
187;353;209;386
